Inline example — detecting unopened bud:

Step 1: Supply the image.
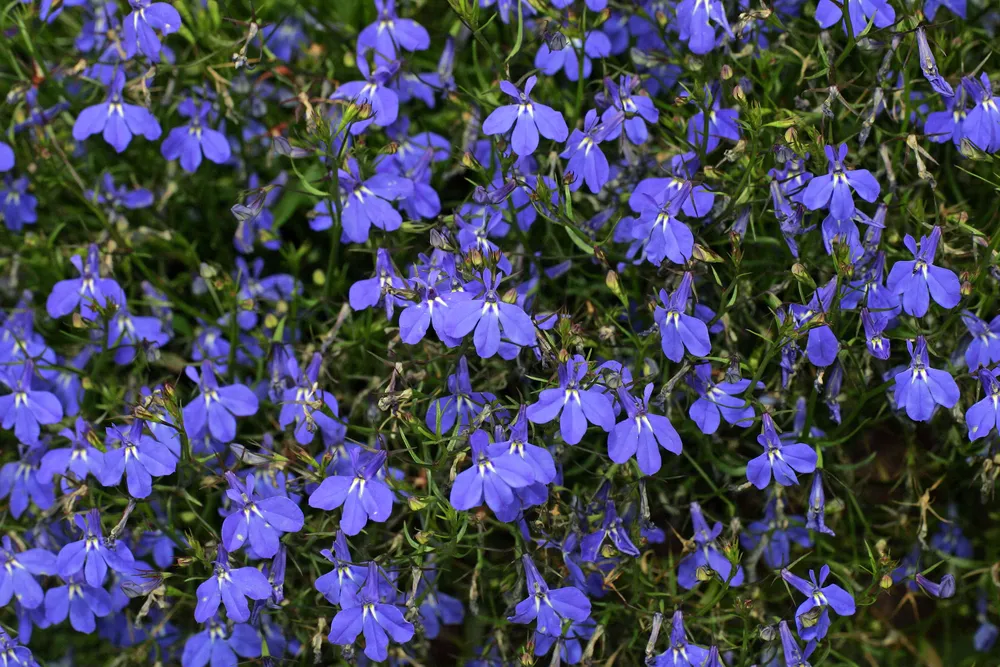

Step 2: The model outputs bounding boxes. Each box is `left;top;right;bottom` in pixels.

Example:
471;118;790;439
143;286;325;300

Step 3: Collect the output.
733;84;745;102
720;64;733;80
880;574;893;589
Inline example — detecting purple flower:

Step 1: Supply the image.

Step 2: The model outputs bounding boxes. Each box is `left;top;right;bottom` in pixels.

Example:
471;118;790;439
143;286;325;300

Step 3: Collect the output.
608;383;682;476
497;407;557;485
815;0;894;35
561;109;611;194
687;86;741;152
445;268;536;359
0;536;56;610
311;169;413;243
740;498;812;569
413;561;465;640
308;449;394;536
628;181;696;266
327;561;414;663
56;509;135;588
534;617;596;664
0;361;63;445
315;531;365;605
782;565;856;641
676;0;733;54
961;310;1000;370
925;91;967;147
73;70;162;153
651;611;709;667
107;310;171;365
331;58;399;134
678;503;744;590
580;500;639;561
43;574;112;634
924;0;965;18
0;177;37;232
975;594;998;652
655;272;712;362
161;99;232;172
508;554;591;635
481;76;569;156
221;471;304;558
916;28;954;97
687;363;758;435
194;546;272;623
599;75;659;145
802;144;880;222
786;277;840;368
886;226;960;317
962;74;1000;153
277;353;344;445
778;620;813;667
892;336;959;422
0;141;12;171
449;429;534;519
349;248;406;319
399;271;471;346
966;369;1000;441
534;32;612;82
861;307;890;360
425;356;499;434
0;628;33;666
46;245;125;321
181;619;261;667
526;355;614;445
0;446;54;518
915;572;956;599
101;419;177;499
182;362;259;443
746;413;817;489
357;0;430;64
122;0;181;62
806;471;836;536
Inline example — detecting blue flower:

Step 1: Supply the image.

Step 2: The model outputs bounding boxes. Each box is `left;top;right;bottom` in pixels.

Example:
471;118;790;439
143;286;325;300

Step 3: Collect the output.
331;58;400;134
161;99;232;172
46;244;125;321
527;355;614;445
315;531;365;606
892;336;959;422
782;565;856;641
449;429;534;519
802;144;880;222
740;498;812;568
778;620;814;667
181;619;261;667
676;0;734;54
327;561;414;663
349;248;407;319
677;503;744;590
687;85;741;152
277;353;345;445
915;572;956;599
56;509;135;588
194;545;272;623
0;536;56;610
0;445;54;518
0;177;37;232
561;109;612;194
221;471;304;558
308;448;394;536
687;363;759;435
182;362;259;443
0;141;12;171
965;368;1000;441
975;594;998;653
580;499;640;561
600;75;659;144
814;0;894;35
961;73;1000;153
655;272;712;362
357;0;430;64
413;561;465;640
445;268;536;359
805;471;836;536
628;180;697;266
425;356;500;434
101;419;177;499
0;361;63;445
651;610;710;667
481;76;569;156
535;32;612;82
73;70;162;153
608;383;682;476
886;226;960;317
122;0;182;63
311;168;413;243
508;554;591;635
961;310;1000;370
747;413;817;489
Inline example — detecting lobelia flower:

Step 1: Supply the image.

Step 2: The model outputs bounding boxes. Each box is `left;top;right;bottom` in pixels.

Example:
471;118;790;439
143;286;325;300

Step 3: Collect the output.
508;554;591;636
580;499;640;561
654;272;712;362
961;73;1000;153
961;310;1000;370
311;169;413;243
534;617;596;665
787;277;840;368
425;356;499;434
886;226;960;317
181;618;261;667
101;419;177;499
815;0;894;35
861;308;890;360
399;270;470;346
413;562;465;640
930;506;973;558
915;28;954;97
740;498;812;569
46;244;126;321
357;0;430;65
107;308;172;365
449;429;534;520
676;0;734;54
608;383;683;476
328;561;414;662
195;546;272;623
915;572;956;599
496;406;557;485
481;76;569;156
802;144;880;222
628;180;697;266
331;56;399;135
967;369;1000;441
308;449;394;536
481;0;537;24
161;99;232;172
0;446;54;519
0;177;37;232
805;471;836;536
678;503;745;590
0;361;63;445
0;141;12;171
43;574;112;634
599;75;659;145
73;70;162;153
0;536;56;609
892;336;959;422
974;594;998;653
778;620;813;667
651;610;709;667
687;85;741;153
57;509;135;587
561;109;611;194
315;531;365;605
182;362;259;443
277;353;345;445
122;0;181;62
445;268;536;359
746;413;817;489
526;355;615;445
782;566;856;641
221;471;304;558
687;363;759;435
534;31;612;82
